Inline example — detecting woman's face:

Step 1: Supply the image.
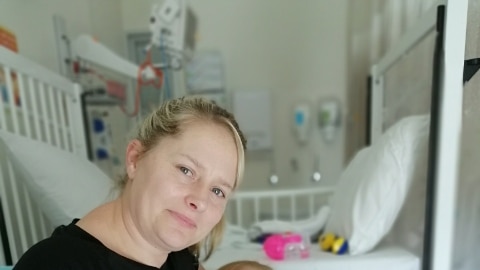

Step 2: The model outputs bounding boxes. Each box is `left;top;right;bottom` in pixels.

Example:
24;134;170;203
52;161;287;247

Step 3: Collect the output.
125;120;238;252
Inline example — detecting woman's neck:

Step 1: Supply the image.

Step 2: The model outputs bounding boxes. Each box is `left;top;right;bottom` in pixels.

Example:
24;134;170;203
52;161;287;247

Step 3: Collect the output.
77;197;170;267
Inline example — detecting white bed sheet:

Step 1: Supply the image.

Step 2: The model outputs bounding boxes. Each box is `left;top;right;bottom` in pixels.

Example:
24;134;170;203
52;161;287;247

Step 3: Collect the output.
203;225;420;270
203;242;419;270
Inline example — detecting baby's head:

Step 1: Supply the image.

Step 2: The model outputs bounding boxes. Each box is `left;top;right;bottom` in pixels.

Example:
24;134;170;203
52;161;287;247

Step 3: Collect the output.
218;260;272;270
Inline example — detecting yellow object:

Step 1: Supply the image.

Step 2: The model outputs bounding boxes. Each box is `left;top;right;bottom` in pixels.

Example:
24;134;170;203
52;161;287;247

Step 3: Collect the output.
319;233;336;251
332;238;346;253
319;233;349;255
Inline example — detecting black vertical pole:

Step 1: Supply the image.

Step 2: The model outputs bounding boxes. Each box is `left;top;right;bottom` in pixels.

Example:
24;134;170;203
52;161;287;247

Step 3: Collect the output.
422;5;445;270
81;91;94;161
0;198;13;265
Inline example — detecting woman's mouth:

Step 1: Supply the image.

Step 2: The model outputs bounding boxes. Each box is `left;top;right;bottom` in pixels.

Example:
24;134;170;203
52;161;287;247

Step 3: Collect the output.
169;210;197;228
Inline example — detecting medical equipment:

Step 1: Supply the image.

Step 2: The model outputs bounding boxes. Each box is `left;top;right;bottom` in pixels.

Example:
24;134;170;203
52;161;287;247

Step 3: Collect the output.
71;0;195;79
66;0;196;117
88;109;115;175
292;103;311;145
71;35;152;83
149;0;196;62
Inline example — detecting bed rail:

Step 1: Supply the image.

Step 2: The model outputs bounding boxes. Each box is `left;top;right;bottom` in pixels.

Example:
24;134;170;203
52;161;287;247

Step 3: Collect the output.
369;6;437;144
0;46;87;265
226;186;334;229
0;47;87;156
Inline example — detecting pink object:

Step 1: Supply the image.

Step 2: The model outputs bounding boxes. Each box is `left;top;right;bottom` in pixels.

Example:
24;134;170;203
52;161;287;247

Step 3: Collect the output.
263;233;309;260
106;80;126;101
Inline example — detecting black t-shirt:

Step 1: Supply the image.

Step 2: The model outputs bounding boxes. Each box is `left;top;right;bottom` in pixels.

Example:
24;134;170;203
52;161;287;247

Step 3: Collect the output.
13;220;199;270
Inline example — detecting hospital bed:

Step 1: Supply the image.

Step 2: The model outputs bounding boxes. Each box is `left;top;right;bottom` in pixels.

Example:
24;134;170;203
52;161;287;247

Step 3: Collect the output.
0;1;470;270
204;1;469;270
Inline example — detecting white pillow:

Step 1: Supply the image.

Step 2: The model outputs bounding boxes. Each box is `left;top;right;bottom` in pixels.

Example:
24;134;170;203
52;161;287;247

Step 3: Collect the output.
0;130;115;226
324;115;430;255
382;137;429;256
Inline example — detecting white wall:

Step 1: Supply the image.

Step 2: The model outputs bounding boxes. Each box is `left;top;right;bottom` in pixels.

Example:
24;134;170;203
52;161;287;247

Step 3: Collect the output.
120;0;349;190
0;0;349;191
0;0;125;74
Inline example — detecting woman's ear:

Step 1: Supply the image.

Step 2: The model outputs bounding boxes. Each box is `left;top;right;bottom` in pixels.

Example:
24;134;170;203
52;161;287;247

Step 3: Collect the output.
125;140;143;180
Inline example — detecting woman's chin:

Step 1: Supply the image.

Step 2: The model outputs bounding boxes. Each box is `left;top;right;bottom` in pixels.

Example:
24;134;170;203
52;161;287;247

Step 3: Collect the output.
160;227;194;250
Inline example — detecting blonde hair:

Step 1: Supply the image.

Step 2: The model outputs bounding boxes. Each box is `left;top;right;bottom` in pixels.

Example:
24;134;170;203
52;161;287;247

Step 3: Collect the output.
218;260;273;270
118;96;247;260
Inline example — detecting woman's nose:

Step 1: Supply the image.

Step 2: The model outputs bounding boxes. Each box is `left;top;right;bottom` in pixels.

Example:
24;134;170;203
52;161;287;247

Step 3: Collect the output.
186;190;208;212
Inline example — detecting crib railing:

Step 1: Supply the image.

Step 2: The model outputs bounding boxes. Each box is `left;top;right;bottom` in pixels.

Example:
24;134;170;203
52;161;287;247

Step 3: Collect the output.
0;47;86;156
0;46;87;265
226;186;335;229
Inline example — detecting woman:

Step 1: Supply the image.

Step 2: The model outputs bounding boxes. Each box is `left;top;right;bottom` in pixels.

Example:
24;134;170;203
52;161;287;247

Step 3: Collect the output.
14;96;247;270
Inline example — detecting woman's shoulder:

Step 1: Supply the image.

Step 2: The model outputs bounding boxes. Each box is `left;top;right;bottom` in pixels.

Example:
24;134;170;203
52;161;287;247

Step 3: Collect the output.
13;221;108;269
26;220;102;252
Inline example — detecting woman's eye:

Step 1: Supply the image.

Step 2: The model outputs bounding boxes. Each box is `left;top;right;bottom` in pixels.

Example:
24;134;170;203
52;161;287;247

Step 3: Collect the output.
180;166;193;177
212;188;225;198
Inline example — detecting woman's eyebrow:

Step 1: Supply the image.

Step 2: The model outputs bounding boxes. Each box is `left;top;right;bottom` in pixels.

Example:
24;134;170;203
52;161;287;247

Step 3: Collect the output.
219;180;233;191
179;153;234;190
179;153;204;170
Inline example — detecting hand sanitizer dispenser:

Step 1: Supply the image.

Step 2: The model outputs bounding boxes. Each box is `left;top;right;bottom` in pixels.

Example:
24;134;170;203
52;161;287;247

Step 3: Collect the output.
293;103;311;145
319;98;341;143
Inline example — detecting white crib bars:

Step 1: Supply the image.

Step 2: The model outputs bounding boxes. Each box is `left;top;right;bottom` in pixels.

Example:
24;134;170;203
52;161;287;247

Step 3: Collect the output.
0;46;87;265
227;186;334;229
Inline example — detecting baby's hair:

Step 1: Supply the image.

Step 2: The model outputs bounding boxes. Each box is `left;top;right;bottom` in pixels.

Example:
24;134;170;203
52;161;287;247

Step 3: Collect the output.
218;260;272;270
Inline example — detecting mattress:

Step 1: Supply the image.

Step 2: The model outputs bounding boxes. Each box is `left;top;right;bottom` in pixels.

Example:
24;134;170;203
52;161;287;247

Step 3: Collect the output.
203;241;420;270
274;245;419;270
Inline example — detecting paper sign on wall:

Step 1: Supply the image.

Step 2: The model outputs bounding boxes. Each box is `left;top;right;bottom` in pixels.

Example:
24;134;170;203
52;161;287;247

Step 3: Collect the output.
0;25;20;106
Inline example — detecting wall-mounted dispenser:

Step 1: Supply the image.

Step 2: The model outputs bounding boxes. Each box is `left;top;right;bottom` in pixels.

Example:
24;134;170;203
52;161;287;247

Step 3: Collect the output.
318;98;341;143
293;103;311;145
